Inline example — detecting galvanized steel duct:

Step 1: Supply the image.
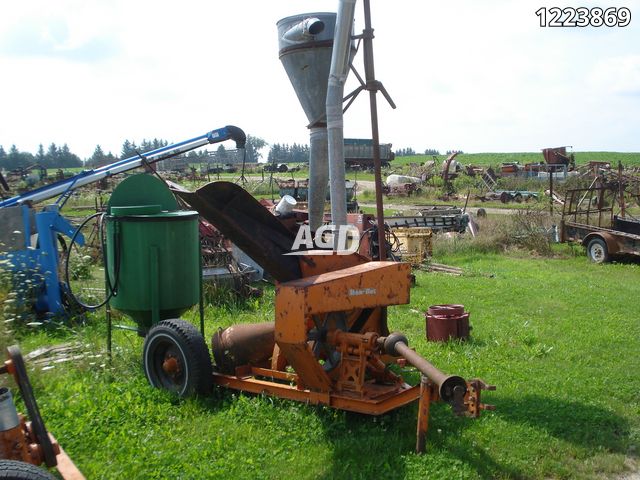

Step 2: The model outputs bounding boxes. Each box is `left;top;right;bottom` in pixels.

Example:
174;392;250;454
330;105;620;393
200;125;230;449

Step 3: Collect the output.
308;127;329;231
282;17;325;42
326;0;356;227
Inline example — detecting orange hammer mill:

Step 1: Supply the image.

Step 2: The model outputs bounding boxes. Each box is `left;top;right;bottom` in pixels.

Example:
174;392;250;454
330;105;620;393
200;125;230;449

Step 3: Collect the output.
141;181;496;452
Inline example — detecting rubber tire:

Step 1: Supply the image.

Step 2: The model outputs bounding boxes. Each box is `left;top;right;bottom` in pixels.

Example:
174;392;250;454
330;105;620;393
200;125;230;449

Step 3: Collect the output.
476;208;487;218
0;461;56;480
586;238;609;264
500;192;510;203
143;319;212;397
514;193;523;203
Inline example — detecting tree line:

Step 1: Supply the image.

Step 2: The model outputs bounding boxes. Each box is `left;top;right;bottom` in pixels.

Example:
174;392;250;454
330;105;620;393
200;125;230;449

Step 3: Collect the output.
267;143;310;164
0;135;267;171
394;147;442;157
0;144;83;170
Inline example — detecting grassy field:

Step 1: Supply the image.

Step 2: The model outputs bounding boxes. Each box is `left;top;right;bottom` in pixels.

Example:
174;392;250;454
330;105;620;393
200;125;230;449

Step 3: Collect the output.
394;151;640;168
1;240;638;479
54;150;639;182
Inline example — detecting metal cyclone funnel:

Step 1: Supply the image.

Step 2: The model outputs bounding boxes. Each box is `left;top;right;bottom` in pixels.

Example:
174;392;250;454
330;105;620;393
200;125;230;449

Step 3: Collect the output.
277;12;337;127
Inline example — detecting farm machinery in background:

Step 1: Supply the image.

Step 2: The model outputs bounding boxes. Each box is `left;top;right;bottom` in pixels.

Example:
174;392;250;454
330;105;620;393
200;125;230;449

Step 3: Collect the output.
0;126;247;318
0;345;84;479
344;138;394;169
276;178;360;213
561;162;640;263
400;146;581;204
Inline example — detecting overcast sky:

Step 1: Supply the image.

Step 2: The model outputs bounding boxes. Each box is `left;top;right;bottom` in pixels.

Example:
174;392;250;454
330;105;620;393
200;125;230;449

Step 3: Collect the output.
1;0;639;159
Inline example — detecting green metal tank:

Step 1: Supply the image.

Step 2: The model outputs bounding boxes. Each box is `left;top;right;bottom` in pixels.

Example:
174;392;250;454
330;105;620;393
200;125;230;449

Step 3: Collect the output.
105;174;200;330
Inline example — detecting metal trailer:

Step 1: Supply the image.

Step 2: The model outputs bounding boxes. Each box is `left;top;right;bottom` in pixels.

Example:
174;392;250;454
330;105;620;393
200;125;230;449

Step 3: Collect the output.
385;212;470;234
562;222;640;263
344;138;394;168
561;185;640;263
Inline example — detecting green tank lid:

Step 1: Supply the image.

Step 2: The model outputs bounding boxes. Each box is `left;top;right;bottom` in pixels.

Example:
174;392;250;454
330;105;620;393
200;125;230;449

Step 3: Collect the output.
111;205;162;217
108;174;179;213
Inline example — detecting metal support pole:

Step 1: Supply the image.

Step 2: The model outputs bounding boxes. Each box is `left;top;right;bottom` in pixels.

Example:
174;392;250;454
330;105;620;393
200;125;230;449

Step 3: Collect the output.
362;0;387;260
416;375;432;454
618;161;626;217
199;252;205;336
309;127;330;231
326;0;356;228
106;302;112;359
549;165;554;216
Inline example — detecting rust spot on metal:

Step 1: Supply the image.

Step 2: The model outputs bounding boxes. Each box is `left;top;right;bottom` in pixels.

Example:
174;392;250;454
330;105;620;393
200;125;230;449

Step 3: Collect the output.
162;356;180;376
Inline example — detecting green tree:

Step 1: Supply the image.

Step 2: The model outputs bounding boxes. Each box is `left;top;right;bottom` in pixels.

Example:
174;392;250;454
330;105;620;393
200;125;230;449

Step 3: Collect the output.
121;140;138;159
215;144;228;163
36;144;46;165
0;145;7;169
87;145;108;167
267;143;282;164
58;144;82;168
45;143;59;168
245;135;267;163
6;145;34;169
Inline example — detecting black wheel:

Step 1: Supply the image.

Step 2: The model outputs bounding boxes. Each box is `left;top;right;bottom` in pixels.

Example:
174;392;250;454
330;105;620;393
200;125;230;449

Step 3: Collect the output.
0;460;56;480
500;192;510;203
143;319;212;397
586;238;609;264
514;193;523;203
476;208;487;218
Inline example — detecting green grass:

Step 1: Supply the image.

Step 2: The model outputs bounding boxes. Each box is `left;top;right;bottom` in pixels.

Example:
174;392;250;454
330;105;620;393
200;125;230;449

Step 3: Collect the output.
1;252;639;479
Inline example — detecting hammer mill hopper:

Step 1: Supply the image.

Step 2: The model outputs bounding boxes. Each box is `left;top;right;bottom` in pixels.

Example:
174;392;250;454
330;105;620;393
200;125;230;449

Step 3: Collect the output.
277;12;356;231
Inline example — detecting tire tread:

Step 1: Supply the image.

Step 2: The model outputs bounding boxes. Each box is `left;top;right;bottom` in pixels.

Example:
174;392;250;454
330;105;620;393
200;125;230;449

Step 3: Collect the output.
0;460;56;480
143;319;212;396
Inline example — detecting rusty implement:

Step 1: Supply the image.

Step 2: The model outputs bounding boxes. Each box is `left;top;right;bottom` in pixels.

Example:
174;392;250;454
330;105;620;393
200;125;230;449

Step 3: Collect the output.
167;180;495;452
0;346;84;479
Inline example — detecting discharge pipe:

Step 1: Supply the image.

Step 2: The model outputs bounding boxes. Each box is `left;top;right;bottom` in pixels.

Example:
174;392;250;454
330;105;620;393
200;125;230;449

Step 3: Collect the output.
283;17;325;42
326;0;356;227
381;333;468;411
309;127;329;230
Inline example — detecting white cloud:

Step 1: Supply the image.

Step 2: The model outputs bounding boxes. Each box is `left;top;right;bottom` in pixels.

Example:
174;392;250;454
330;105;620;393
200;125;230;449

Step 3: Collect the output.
588;55;640;95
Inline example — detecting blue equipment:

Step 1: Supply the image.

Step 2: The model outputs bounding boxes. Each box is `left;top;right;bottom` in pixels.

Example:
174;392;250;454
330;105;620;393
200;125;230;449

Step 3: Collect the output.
0;126;246;317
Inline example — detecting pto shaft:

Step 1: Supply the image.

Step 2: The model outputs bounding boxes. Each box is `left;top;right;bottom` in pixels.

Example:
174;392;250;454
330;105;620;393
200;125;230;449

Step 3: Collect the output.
381;333;468;411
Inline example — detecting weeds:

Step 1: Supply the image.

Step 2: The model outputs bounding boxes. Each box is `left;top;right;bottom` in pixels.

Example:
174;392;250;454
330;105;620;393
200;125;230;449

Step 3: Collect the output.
433;206;558;258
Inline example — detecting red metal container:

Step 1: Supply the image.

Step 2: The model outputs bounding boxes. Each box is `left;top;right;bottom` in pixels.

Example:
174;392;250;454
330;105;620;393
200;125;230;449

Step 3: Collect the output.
426;304;470;342
542;147;568;165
